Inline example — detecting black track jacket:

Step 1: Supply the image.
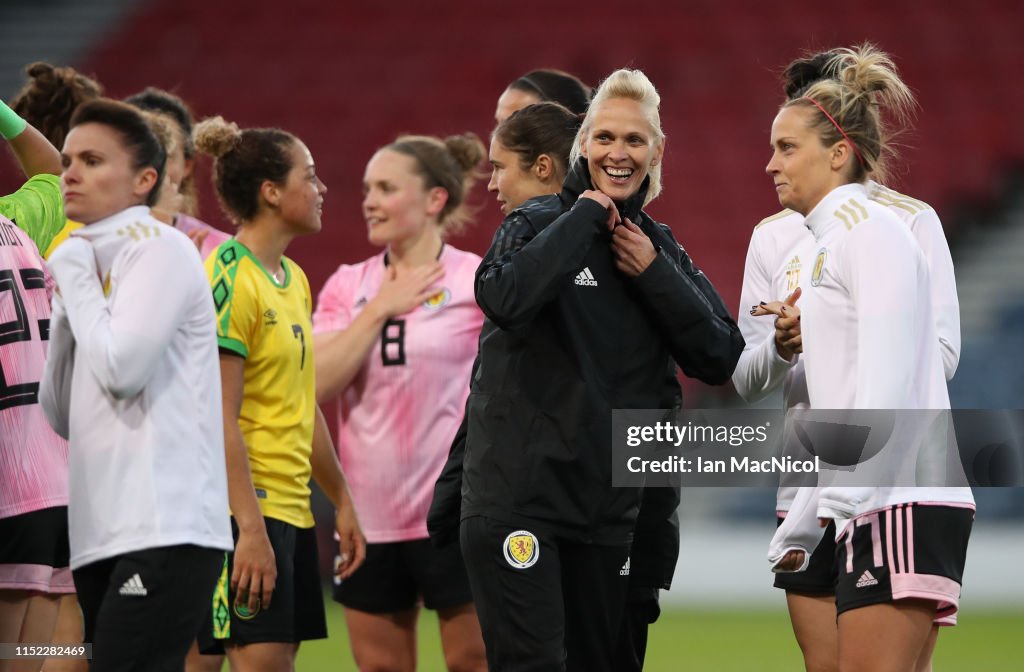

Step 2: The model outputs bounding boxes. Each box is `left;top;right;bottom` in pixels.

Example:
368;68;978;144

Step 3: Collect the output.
459;161;743;545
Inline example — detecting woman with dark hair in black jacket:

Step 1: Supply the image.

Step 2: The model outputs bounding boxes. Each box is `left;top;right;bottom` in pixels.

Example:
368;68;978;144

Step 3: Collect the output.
494;68;592;123
459;68;743;671
430;96;683;671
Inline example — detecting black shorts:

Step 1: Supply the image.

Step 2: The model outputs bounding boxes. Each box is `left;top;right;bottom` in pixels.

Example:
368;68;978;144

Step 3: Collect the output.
197;517;326;652
772;515;838;595
333;537;473;613
0;506;73;593
73;544;222;671
460;516;630;672
834;504;973;624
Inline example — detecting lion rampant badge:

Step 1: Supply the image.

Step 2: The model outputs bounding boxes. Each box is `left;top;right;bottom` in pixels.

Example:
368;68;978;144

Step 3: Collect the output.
503;530;540;569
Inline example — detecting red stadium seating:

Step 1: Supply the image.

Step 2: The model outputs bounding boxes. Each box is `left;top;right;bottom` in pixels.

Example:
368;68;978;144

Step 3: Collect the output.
70;0;1024;326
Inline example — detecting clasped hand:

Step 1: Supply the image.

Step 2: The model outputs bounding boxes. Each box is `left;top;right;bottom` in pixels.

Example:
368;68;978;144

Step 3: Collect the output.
578;190;656;277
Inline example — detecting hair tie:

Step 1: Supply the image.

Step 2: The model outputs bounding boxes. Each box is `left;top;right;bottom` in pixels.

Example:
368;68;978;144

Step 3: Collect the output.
803;96;865;168
517;75;543;98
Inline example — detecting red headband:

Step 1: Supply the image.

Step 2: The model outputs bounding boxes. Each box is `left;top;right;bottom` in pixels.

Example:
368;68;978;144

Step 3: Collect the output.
802;96;865;168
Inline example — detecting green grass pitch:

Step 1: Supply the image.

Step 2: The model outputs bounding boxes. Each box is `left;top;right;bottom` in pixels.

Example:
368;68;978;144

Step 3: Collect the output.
296;604;1022;670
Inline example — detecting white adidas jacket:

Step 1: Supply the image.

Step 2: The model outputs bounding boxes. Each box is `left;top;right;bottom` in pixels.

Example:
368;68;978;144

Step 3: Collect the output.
733;181;962;521
766;184;973;571
40;207;232;569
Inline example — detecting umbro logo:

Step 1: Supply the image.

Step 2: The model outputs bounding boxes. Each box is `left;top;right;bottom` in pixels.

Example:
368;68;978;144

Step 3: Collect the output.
619;557;631;576
119;573;148;597
855;570;879;588
574;267;598;287
264;309;278;326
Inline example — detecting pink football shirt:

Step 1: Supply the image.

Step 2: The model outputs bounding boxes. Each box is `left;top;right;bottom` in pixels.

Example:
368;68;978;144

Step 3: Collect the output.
174;214;232;262
0;216;69;519
313;246;483;542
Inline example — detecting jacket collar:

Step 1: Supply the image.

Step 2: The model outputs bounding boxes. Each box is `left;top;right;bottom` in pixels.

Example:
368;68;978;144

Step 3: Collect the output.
70;205;154;241
559;158;650;222
803;182;869;242
69;206;161;277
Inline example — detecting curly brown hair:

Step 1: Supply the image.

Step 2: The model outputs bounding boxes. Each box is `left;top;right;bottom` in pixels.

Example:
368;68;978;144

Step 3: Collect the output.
11;62;103;150
193;116;297;224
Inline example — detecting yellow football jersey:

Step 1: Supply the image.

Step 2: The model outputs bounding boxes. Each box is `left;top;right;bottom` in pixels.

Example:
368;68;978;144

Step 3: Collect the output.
206;240;315;528
44;219;84;259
